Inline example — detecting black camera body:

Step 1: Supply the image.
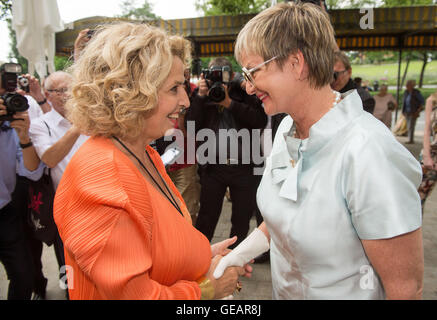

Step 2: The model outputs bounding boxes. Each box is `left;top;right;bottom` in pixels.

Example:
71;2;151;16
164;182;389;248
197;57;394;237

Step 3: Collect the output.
0;63;29;122
202;66;231;102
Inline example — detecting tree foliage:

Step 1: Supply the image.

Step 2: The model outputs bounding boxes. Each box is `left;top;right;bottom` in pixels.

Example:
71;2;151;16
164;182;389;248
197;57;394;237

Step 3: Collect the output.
381;0;434;6
0;0;11;20
195;0;270;16
118;0;159;20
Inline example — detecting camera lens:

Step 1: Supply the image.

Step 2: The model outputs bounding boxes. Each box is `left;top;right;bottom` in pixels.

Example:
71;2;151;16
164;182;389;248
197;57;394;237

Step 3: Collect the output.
18;76;29;87
209;83;226;102
4;93;29;113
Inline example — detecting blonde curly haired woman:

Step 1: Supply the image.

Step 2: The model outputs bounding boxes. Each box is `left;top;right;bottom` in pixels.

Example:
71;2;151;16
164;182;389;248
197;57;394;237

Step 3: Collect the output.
54;22;248;300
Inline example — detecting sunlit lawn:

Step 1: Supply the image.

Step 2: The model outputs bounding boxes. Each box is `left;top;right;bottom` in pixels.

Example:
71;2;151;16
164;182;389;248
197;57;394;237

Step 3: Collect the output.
351;60;437;86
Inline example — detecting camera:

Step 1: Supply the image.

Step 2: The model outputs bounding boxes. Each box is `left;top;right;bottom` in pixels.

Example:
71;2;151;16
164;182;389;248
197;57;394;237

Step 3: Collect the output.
87;29;95;38
18;75;29;92
0;63;29;121
227;72;246;103
202;66;231;102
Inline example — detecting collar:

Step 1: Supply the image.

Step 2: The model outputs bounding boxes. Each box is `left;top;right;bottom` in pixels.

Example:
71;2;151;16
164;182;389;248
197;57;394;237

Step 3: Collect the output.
340;78;356;93
45;104;67;126
269;89;363;202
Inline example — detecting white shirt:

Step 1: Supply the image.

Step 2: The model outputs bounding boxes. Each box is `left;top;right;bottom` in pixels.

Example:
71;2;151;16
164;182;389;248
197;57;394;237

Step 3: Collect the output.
257;90;422;300
29;107;89;189
26;95;44;121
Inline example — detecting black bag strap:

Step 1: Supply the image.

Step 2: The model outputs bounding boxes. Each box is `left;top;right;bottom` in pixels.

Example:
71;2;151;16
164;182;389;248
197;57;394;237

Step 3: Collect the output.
42;120;51;176
43;120;51;137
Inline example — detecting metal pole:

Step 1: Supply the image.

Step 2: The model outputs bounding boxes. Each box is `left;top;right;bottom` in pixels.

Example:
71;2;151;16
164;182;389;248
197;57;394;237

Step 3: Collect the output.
395;48;402;123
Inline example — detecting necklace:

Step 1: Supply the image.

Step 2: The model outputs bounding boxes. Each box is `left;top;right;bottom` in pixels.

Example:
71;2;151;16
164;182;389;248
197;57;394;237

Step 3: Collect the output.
113;136;184;217
332;90;341;107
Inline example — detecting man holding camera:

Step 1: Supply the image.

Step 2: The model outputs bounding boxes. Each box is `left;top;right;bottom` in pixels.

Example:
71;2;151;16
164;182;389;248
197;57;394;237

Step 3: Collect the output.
28;71;88;295
186;57;267;248
0;74;45;299
29;71;88;190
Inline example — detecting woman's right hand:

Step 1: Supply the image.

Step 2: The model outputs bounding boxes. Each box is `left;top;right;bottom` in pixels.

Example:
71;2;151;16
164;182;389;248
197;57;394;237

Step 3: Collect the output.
423;155;435;170
197;74;209;97
207;255;244;299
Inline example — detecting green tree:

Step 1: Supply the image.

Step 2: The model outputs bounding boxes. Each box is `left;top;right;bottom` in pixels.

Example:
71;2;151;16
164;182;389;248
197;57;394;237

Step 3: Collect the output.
6;18;28;72
195;0;270;16
2;0;28;72
118;0;159;20
0;0;11;20
382;0;434;6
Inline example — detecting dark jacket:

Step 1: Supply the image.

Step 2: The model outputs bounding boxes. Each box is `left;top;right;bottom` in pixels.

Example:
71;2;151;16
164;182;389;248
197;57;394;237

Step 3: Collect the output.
271;113;288;142
340;79;375;114
402;89;425;116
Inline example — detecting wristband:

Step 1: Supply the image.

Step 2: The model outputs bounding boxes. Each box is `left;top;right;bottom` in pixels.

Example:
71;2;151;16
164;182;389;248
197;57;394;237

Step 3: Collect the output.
37;98;47;105
196;276;215;300
20;141;33;149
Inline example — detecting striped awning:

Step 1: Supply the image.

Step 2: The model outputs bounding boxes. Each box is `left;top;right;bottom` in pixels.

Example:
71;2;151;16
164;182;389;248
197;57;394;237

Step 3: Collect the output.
55;5;437;57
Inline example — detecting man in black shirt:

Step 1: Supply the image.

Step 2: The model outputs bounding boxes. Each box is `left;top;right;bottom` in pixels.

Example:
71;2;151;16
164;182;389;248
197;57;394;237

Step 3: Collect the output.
331;51;375;114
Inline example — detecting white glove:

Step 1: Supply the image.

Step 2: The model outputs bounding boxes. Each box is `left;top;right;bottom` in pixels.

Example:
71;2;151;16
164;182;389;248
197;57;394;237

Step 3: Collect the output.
213;228;270;279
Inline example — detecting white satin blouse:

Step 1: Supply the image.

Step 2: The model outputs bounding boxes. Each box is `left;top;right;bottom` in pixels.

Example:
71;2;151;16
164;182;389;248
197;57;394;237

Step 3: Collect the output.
257;90;422;300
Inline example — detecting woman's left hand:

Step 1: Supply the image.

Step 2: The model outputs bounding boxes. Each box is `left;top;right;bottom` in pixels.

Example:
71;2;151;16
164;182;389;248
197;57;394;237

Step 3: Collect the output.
211;237;253;278
423;155;435;170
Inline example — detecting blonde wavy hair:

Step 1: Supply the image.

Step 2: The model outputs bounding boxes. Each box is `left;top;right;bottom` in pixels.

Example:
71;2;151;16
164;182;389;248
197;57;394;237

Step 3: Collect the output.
66;22;191;140
234;2;337;89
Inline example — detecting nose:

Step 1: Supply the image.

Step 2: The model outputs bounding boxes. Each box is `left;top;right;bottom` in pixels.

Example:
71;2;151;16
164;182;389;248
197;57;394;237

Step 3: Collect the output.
180;87;190;108
245;81;256;96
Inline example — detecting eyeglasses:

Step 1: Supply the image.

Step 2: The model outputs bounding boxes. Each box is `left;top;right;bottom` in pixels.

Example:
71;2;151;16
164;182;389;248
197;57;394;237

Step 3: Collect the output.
47;87;68;94
333;69;348;81
241;56;278;87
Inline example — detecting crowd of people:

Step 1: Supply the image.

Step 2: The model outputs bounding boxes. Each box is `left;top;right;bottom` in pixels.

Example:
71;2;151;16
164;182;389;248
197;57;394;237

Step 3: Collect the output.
0;1;434;300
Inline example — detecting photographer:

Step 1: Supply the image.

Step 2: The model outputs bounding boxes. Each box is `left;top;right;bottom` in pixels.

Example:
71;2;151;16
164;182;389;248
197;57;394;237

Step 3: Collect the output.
0;74;45;299
186;57;267;248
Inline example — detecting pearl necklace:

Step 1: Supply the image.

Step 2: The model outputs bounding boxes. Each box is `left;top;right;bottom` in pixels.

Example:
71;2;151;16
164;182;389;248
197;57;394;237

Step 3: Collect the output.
332;90;341;108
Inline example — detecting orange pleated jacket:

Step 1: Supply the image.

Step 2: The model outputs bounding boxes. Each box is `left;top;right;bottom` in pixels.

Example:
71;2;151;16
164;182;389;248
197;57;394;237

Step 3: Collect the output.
54;137;211;300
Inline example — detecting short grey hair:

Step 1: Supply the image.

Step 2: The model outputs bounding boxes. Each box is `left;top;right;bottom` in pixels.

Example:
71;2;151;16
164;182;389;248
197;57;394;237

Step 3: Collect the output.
235;2;337;89
44;71;73;90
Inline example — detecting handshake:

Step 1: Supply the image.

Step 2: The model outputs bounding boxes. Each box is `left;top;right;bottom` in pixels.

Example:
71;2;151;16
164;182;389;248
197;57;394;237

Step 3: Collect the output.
209;228;270;299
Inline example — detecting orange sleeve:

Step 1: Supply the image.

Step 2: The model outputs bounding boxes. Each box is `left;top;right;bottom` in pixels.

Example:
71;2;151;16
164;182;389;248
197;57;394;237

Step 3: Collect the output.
56;146;201;300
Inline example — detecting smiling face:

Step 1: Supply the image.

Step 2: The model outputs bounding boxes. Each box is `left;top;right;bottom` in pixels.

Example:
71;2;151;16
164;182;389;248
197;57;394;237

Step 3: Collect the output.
240;52;298;116
44;74;72;117
143;56;189;140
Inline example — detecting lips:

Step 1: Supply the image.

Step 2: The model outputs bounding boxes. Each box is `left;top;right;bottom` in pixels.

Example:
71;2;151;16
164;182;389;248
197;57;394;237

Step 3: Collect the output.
257;93;268;102
167;108;180;120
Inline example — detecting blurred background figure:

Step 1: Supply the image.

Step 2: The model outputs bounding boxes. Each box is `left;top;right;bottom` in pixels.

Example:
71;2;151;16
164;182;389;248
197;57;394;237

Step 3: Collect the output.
373;84;397;129
402;79;425;144
419;89;437;209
